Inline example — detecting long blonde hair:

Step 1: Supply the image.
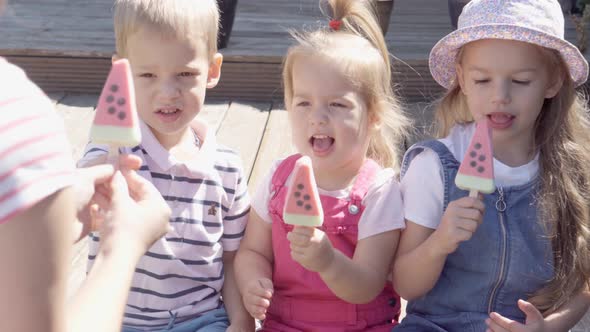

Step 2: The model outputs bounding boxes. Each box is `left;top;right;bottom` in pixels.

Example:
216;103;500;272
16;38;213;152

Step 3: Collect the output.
435;46;590;315
282;0;409;170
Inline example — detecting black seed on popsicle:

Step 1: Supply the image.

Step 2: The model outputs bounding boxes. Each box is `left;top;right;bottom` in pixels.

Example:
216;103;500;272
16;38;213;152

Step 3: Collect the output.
118;112;126;120
117;98;126;106
474;143;482;149
477;166;485;173
108;106;116;114
110;84;119;93
303;194;310;201
470;161;477;167
297;184;304;190
305;204;312;210
479;155;486;161
470;151;476;158
294;191;301;198
297;200;303;207
106;95;114;103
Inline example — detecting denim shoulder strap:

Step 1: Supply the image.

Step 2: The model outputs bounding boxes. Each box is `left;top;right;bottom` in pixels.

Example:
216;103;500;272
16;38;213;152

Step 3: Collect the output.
401;140;457;176
401;139;460;210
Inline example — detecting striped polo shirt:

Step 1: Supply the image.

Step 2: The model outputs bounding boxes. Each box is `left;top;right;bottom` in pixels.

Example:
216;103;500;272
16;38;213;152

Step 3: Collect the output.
78;119;250;329
0;58;75;224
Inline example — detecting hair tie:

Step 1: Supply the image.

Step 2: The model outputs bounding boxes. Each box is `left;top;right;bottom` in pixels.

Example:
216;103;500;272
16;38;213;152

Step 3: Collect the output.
329;19;342;31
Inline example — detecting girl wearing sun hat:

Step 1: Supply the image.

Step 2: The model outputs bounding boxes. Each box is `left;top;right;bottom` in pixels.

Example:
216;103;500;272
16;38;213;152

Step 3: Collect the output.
392;0;590;331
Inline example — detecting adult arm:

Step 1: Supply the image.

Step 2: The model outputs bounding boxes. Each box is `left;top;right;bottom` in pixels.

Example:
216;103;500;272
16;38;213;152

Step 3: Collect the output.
67;169;171;332
0;189;73;332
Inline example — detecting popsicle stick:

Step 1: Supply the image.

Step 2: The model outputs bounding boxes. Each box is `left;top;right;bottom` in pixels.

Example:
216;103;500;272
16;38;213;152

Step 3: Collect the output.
469;189;479;198
107;144;120;169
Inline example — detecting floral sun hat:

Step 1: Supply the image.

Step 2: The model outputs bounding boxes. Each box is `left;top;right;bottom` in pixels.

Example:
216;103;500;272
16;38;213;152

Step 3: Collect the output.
429;0;589;89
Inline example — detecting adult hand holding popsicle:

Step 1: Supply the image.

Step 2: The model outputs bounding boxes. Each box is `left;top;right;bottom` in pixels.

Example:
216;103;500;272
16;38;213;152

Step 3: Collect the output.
89;58;141;167
284;156;334;272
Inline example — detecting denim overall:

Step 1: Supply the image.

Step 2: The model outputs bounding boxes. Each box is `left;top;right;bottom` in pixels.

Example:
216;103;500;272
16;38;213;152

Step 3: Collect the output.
261;154;400;332
394;141;554;332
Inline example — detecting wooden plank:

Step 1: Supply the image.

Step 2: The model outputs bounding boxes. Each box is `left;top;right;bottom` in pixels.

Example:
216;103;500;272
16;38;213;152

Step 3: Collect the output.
248;104;296;193
5;54;444;104
3;0;587;102
54;94;97;162
207;60;284;101
2;0;586;60
4;55;287;102
199;101;231;134
215;101;271;182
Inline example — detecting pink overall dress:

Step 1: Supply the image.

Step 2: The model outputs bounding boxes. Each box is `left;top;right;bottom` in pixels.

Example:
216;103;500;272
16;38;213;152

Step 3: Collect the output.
261;154;400;332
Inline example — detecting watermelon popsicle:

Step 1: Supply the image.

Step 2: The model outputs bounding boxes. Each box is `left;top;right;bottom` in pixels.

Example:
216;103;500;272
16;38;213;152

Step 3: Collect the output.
455;118;495;197
89;58;141;162
283;156;324;227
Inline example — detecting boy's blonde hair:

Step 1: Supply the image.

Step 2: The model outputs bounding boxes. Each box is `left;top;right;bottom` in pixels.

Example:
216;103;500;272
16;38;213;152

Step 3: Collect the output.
113;0;219;59
282;0;409;170
435;46;590;315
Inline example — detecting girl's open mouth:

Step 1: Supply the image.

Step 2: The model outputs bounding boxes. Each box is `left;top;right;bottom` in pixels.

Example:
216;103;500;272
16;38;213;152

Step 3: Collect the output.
310;134;335;155
487;113;515;130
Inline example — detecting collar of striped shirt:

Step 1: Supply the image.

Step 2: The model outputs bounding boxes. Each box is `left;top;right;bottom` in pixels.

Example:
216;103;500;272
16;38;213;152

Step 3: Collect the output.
138;119;217;174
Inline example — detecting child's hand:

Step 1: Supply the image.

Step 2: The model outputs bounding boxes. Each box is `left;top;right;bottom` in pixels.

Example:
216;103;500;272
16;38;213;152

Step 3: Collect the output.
486;299;545;332
431;196;484;254
242;278;273;320
287;226;335;273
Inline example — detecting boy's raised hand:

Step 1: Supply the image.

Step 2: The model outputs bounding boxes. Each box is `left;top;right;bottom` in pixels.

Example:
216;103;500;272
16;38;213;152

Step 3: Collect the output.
242;278;273;320
287;226;335;273
431;196;485;255
486;299;545;332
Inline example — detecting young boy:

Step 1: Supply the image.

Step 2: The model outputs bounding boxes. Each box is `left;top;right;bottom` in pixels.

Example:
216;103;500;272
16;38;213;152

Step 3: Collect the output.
78;0;253;330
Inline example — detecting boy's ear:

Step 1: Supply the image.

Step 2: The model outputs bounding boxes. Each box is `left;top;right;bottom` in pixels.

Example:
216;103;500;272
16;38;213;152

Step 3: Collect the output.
455;64;466;94
207;53;223;89
111;53;120;64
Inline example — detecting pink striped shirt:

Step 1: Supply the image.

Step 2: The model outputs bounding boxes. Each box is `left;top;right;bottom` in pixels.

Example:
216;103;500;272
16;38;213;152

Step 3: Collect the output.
0;58;75;224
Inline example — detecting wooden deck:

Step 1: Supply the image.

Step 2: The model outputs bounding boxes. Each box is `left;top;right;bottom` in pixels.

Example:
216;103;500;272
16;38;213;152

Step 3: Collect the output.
3;0;589;103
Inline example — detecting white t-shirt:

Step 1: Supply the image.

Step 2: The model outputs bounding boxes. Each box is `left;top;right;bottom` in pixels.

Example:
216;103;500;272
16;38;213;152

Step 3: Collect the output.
401;123;539;229
252;158;406;240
